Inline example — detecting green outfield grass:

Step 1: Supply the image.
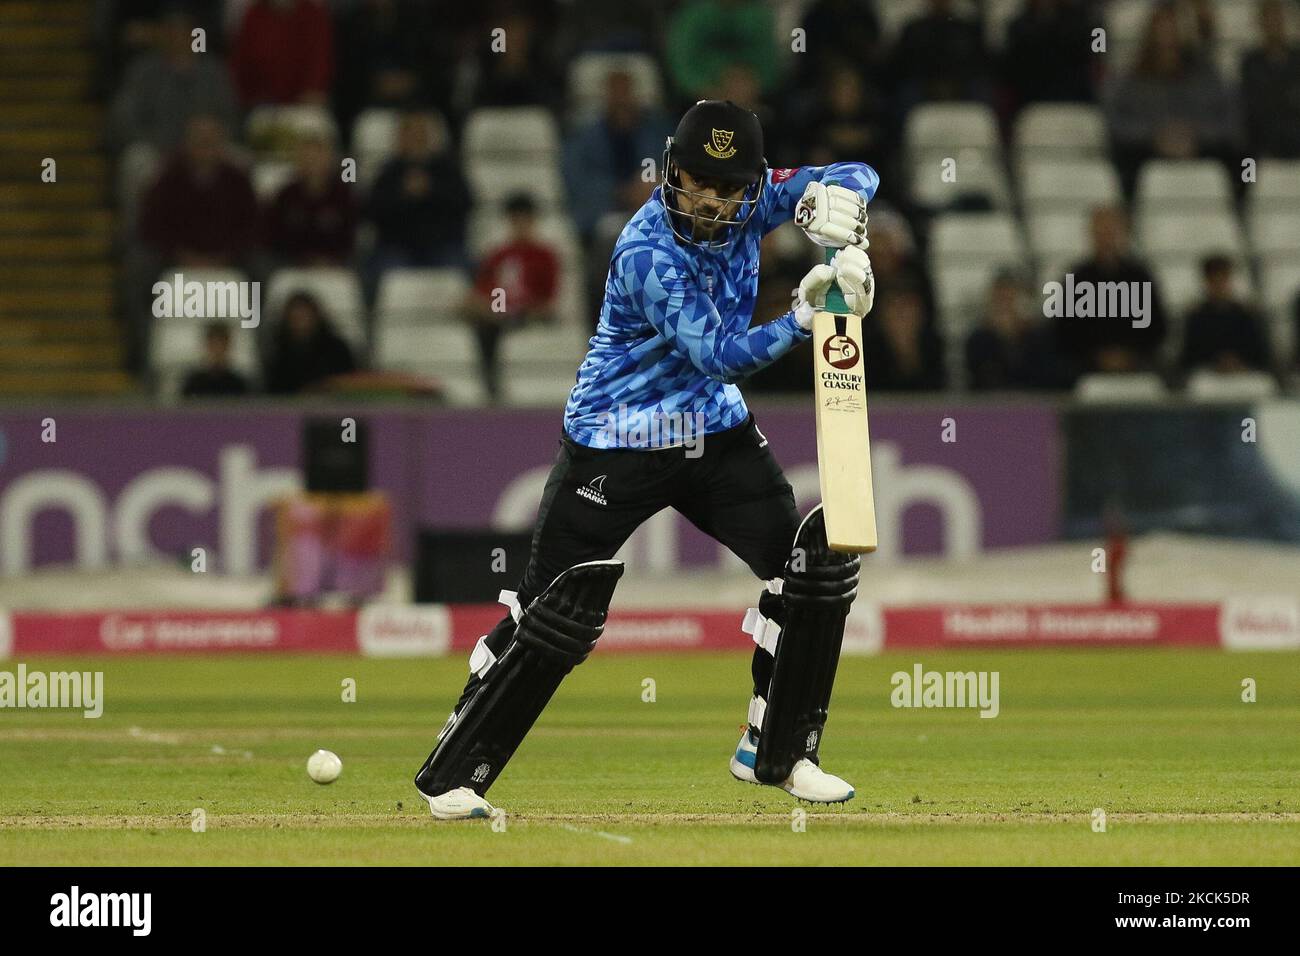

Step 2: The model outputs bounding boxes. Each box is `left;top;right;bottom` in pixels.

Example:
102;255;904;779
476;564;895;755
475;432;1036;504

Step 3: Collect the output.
0;650;1297;865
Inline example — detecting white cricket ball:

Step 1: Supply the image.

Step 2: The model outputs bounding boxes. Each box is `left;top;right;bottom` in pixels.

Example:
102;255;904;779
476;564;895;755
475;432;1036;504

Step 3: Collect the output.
307;749;343;784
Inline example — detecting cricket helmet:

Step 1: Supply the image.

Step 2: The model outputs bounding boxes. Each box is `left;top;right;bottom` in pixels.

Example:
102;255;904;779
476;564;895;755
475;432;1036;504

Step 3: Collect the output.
661;100;766;250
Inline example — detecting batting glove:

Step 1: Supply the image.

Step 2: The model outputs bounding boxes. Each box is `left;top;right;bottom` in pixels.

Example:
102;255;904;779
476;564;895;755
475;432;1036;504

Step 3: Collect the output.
830;245;875;318
794;181;868;248
793;263;837;330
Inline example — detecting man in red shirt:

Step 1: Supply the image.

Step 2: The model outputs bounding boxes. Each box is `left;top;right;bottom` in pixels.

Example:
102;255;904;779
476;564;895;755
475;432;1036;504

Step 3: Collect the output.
230;0;334;107
463;193;560;401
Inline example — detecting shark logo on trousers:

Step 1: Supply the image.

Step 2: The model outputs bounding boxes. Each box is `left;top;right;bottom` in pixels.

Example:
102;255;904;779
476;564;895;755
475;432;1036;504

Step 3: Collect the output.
576;475;608;506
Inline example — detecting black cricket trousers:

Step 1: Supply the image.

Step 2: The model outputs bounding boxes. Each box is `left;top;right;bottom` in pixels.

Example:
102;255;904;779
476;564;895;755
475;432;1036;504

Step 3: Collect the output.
454;412;799;711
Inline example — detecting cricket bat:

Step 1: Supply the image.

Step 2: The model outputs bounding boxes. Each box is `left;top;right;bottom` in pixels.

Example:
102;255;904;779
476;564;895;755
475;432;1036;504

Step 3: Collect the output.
812;247;878;553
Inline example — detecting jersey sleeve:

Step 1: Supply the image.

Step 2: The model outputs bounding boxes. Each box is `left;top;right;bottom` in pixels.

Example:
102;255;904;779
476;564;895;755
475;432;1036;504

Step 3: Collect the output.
756;162;880;235
617;244;810;385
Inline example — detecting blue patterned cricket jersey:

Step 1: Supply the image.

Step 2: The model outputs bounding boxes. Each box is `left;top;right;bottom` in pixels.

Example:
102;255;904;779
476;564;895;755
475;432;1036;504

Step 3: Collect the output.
563;162;880;449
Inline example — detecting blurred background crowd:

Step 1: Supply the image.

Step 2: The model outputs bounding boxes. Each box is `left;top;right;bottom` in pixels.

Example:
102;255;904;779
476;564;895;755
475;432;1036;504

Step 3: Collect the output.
6;0;1299;405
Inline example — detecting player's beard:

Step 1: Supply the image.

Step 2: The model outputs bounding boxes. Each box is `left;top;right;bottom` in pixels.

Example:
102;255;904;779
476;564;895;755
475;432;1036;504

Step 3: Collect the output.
685;203;733;241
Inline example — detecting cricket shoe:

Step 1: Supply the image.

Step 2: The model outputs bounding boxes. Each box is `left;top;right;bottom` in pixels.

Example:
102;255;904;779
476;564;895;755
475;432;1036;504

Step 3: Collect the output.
418;785;496;821
730;729;855;803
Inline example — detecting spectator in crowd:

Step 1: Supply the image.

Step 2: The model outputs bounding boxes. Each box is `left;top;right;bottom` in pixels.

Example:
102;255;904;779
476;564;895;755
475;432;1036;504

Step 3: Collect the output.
263;291;357;393
965;270;1065;390
794;0;884;86
666;0;779;99
864;283;947;391
863;206;935;319
109;5;239;153
790;62;887;171
138;113;257;268
459;5;563;111
1000;0;1098;112
332;0;444;133
1105;1;1240;192
263;126;358;267
230;0;334;108
1179;255;1272;374
890;0;989;107
182;323;252;397
95;0;225;91
364;112;471;299
463;194;560;401
1241;0;1300;158
705;64;774;130
1054;205;1168;379
558;0;664;55
563;70;671;240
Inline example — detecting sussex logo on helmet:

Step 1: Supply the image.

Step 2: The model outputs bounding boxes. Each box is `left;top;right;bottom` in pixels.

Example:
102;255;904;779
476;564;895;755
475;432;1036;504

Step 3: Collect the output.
705;128;736;159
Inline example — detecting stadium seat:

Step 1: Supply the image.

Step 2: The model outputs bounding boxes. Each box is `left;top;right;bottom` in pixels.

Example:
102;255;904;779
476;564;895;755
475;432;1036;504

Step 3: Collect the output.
1261;261;1300;323
502;367;581;407
929;212;1026;263
1137;210;1246;262
1249;159;1300;208
1135;160;1234;214
499;324;591;366
374;268;469;326
463;107;560;162
904;103;1001;168
1021;158;1121;213
910;147;1012;211
567;52;665;123
465;157;565;208
984;0;1026;50
351;108;399;159
498;323;588;408
1013;104;1108;162
351;108;399;189
373;323;486;405
1075;372;1169;403
1027;209;1091;264
929;213;1027;353
376;322;477;366
1185;370;1278;402
244;104;337;157
1151;261;1205;318
265;268;369;356
1249;212;1300;264
251;160;295;202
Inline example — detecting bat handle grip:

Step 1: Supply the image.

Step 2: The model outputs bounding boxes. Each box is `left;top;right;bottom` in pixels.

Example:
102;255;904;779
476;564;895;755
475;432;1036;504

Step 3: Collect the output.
823;246;849;314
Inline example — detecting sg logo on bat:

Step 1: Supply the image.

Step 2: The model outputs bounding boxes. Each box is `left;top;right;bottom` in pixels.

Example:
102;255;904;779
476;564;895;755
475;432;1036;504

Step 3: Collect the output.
822;333;860;370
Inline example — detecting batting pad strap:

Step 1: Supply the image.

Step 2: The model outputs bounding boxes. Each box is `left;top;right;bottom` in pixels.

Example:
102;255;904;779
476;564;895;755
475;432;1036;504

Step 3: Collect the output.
748;695;767;732
742;607;781;655
498;589;523;623
468;635;497;678
764;577;783;596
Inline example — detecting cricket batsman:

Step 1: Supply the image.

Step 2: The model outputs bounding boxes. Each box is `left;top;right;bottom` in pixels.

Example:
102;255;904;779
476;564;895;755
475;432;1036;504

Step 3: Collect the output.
415;100;878;819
